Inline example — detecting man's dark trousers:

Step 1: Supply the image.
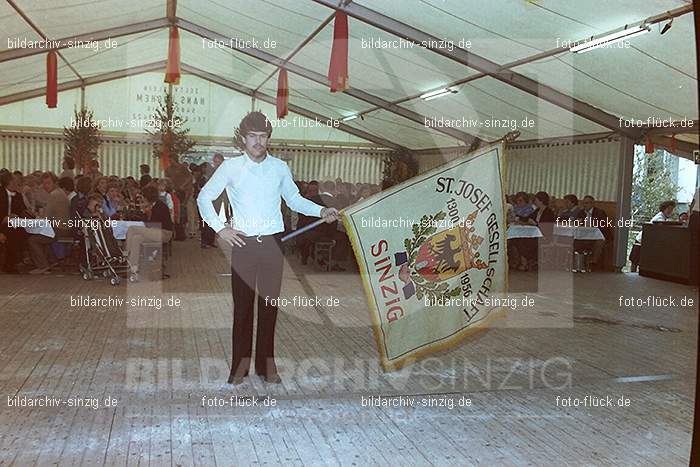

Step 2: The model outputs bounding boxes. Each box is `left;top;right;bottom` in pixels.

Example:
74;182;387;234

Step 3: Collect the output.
229;234;283;380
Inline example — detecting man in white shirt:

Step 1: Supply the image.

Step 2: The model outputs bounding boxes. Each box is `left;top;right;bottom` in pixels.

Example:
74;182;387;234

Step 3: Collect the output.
629;200;676;272
197;111;338;384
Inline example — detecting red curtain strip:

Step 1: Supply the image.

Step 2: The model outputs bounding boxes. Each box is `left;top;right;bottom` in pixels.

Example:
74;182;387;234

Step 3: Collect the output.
165;26;181;85
46;51;58;108
327;11;349;93
276;68;289;119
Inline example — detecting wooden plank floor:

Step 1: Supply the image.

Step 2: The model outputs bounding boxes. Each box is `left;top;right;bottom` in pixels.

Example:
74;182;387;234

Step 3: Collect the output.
0;239;696;466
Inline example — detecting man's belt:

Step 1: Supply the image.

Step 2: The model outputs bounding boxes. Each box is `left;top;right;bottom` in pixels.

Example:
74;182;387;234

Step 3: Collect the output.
241;233;281;243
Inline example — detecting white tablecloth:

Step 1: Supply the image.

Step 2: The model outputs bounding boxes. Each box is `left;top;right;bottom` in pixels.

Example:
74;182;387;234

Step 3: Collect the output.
9;217;55;238
111;220;145;240
507;225;543;239
553;225;605;240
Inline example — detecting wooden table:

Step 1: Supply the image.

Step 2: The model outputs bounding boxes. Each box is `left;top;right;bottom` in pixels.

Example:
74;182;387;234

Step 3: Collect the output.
507;225;543;239
553;225;605;240
9;217;55;238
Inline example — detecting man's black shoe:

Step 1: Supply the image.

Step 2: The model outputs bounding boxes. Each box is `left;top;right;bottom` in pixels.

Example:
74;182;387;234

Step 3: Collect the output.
227;375;245;384
263;373;281;384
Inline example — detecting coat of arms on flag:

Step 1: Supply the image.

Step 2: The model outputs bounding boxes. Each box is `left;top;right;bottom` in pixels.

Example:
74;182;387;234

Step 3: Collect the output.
343;143;508;371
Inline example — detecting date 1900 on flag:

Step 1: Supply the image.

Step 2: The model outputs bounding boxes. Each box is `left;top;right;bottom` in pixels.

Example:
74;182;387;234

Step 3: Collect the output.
343;143;508;371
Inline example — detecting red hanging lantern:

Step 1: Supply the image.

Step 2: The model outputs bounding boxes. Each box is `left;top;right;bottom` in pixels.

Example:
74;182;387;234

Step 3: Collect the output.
276;68;289;119
165;26;181;85
327;11;349;93
46;51;58;108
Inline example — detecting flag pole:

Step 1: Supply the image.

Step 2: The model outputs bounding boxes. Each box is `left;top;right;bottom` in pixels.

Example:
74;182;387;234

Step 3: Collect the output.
281;210;345;242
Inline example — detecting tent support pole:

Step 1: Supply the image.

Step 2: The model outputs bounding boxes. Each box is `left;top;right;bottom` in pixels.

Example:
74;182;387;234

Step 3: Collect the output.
613;136;635;271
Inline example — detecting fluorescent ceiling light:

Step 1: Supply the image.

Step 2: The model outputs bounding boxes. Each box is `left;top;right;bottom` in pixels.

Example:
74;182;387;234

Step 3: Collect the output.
570;23;650;53
342;115;358;122
420;88;456;101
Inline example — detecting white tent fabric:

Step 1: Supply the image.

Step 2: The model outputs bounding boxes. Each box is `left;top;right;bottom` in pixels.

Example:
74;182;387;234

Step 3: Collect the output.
0;0;697;150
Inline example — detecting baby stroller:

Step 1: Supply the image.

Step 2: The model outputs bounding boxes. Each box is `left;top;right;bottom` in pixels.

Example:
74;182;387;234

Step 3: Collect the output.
78;214;131;286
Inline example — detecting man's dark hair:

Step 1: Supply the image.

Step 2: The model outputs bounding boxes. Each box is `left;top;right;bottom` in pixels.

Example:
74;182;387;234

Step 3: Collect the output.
140;164;150;174
142;185;160;203
0;171;12;188
308;180;319;187
234;111;272;149
583;195;595;201
139;174;152;189
58;177;74;192
13;170;23;177
563;194;578;205
63;156;75;170
659;200;676;212
535;191;550;206
76;176;92;195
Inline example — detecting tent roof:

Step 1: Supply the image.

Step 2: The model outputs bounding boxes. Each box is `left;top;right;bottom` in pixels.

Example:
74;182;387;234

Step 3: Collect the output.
0;0;697;150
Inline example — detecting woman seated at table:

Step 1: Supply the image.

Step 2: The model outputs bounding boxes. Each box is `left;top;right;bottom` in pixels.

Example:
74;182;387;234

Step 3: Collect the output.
628;200;676;273
102;182;124;219
511;191;555;271
512;191;534;220
85;193;107;218
125;185;173;279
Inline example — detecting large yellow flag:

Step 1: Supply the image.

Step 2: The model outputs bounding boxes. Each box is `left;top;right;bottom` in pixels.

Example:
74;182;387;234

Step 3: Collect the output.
343;143;508;371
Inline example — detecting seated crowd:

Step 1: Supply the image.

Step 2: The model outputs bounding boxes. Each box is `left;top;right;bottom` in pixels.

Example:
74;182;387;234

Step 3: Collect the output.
506;191;612;272
1;154;384;277
4;156;687;278
285;178;381;271
506;190;690;272
0;157;187;276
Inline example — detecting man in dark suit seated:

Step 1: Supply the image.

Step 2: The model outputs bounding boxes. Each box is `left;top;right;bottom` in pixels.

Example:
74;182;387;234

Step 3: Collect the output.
1;171;31;274
574;195;609;270
557;194;583;222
